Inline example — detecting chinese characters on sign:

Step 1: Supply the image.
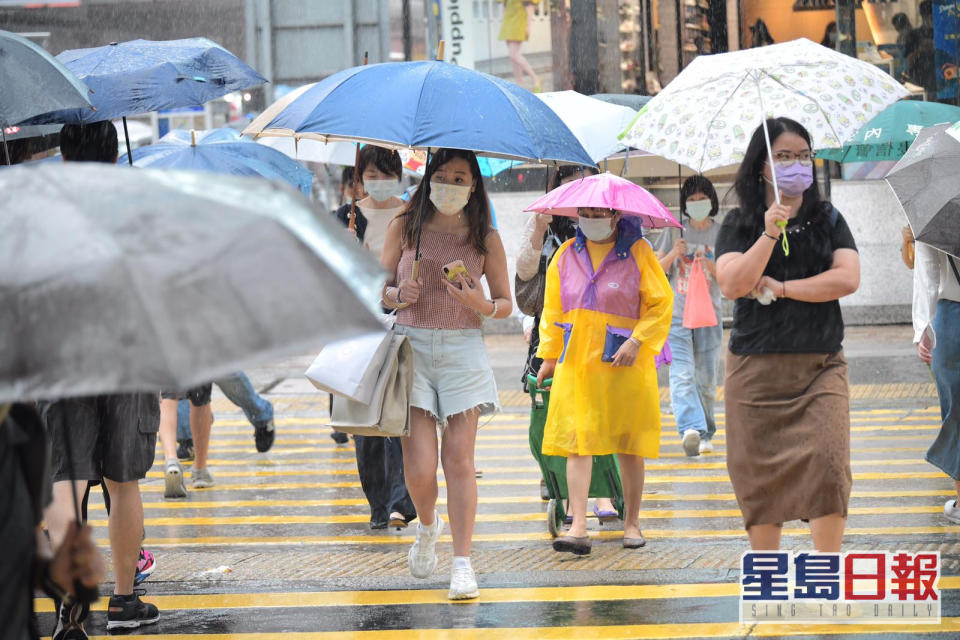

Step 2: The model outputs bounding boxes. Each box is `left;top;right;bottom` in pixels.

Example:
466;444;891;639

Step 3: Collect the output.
740;551;941;624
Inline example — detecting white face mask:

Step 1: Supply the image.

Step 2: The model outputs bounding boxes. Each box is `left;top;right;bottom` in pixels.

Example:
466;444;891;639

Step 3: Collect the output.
429;182;472;216
578;216;615;242
364;179;400;203
685;199;712;221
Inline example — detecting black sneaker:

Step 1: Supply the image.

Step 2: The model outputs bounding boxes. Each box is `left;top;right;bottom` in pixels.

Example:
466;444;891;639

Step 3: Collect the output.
330;430;349;445
53;601;89;640
254;419;275;452
176;438;194;461
106;591;160;630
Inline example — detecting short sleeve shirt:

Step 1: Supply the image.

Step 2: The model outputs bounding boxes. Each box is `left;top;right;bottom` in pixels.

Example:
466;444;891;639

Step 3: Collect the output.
654;220;723;320
715;202;857;354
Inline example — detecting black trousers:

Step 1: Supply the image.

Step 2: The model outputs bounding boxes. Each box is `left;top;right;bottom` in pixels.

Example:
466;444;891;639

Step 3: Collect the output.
354;435;416;526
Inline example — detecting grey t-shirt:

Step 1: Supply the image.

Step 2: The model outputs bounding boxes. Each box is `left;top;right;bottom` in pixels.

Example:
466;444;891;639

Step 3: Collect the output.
654;219;723;320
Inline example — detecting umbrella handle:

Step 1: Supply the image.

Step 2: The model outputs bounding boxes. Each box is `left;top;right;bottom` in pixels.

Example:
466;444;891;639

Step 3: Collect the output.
756;81;790;256
387;260;419;311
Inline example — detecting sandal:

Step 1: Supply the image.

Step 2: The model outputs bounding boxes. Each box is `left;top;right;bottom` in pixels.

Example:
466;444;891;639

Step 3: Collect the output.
553;534;591;555
623;533;646;549
388;512;409;529
593;504;619;524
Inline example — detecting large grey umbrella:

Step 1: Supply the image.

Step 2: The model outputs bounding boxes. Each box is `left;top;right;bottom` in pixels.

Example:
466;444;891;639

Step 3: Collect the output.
0;30;92;163
886;122;960;259
0;163;386;403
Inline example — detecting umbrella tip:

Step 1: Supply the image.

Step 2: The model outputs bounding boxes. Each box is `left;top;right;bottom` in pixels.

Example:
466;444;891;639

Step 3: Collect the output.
190;130;197;147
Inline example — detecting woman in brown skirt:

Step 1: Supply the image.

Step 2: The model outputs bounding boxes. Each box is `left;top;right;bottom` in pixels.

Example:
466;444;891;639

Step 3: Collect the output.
715;118;861;552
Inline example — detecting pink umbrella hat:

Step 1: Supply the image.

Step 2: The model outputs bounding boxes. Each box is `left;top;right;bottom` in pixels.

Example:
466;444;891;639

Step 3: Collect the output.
525;172;680;229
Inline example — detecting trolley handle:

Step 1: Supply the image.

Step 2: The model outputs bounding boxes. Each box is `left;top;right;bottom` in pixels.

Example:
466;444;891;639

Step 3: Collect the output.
526;374;553;394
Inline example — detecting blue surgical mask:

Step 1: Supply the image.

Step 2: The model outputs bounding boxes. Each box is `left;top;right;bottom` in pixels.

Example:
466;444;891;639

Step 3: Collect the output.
685;200;712;221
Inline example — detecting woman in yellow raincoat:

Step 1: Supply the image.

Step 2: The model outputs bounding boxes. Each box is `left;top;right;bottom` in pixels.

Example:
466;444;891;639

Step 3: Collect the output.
536;208;673;554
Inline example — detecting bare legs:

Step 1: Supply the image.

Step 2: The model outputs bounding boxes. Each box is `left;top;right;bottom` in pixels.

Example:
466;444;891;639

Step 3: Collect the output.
45;478;143;596
617;454;645;539
749;514;846;552
401;408;480;557
158;399;179;461
564;454;592;537
507;41;539;88
190;404;213;471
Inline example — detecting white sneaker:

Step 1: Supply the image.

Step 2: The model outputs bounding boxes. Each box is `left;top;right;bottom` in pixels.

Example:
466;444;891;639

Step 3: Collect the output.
448;565;479;600
408;511;444;578
164;460;186;499
944;499;960;525
682;429;701;457
699;438;714;454
192;467;215;489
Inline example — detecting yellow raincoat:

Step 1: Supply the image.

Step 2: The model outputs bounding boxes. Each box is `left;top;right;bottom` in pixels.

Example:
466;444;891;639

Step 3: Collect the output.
537;229;673;458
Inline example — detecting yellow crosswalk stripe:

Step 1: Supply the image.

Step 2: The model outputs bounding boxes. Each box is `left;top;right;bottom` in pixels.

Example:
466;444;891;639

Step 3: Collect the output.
141;469;947;483
92;488;958;511
104;524;960;547
83;504;958;528
37;578;960;613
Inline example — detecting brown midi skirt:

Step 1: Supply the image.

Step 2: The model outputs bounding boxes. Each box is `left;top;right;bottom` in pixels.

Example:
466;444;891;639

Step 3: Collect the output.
724;350;852;529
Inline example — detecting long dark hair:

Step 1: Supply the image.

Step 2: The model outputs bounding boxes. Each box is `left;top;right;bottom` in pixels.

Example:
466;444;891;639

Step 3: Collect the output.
732;117;822;219
731;118;834;267
549;164;598;191
547;165;598;240
400;148;490;254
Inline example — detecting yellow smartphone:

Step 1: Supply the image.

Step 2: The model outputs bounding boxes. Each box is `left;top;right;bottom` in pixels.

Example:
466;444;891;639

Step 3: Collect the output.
442;260;469;282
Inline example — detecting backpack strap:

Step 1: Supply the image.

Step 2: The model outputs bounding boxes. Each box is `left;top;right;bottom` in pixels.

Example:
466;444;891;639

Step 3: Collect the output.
829;205;839;228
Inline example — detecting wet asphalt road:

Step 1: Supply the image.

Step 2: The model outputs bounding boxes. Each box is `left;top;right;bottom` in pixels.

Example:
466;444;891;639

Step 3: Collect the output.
35;327;960;639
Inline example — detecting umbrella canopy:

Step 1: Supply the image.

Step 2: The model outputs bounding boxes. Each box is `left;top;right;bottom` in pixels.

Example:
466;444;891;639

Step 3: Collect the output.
0;30;92;128
2;124;61;142
0;163;385;403
536;91;638;162
885;122;960;259
818;101;960;164
20;38;266;125
129;127;313;195
620;38;909;174
524;172;681;229
243;60;594;166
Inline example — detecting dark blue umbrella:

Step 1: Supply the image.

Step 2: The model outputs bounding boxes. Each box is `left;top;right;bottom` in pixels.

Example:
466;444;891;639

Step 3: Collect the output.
128;128;313;196
0;30;92;163
20;38;266;164
243;61;594;167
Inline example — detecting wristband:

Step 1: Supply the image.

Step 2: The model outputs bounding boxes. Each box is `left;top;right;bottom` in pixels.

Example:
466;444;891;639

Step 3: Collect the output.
628;337;641;347
762;231;779;242
481;300;498;319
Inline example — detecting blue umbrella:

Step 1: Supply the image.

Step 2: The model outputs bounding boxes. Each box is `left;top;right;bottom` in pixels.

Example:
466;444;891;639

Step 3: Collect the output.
21;38;266;164
128;128;313;196
243;61;594;167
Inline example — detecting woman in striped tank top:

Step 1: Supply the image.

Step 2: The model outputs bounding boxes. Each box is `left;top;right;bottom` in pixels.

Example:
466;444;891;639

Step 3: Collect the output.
381;149;512;601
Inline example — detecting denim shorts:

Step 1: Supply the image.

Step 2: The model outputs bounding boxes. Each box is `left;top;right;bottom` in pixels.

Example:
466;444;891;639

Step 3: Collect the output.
393;325;500;429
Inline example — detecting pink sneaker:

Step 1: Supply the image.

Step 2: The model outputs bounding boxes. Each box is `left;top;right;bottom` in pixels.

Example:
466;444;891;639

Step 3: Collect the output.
135;548;156;585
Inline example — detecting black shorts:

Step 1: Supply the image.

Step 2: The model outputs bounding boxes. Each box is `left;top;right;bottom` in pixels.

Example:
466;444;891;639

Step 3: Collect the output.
161;384;212;407
39;393;160;484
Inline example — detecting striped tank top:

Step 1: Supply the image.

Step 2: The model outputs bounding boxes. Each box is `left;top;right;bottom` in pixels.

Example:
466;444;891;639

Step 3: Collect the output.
396;228;486;330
